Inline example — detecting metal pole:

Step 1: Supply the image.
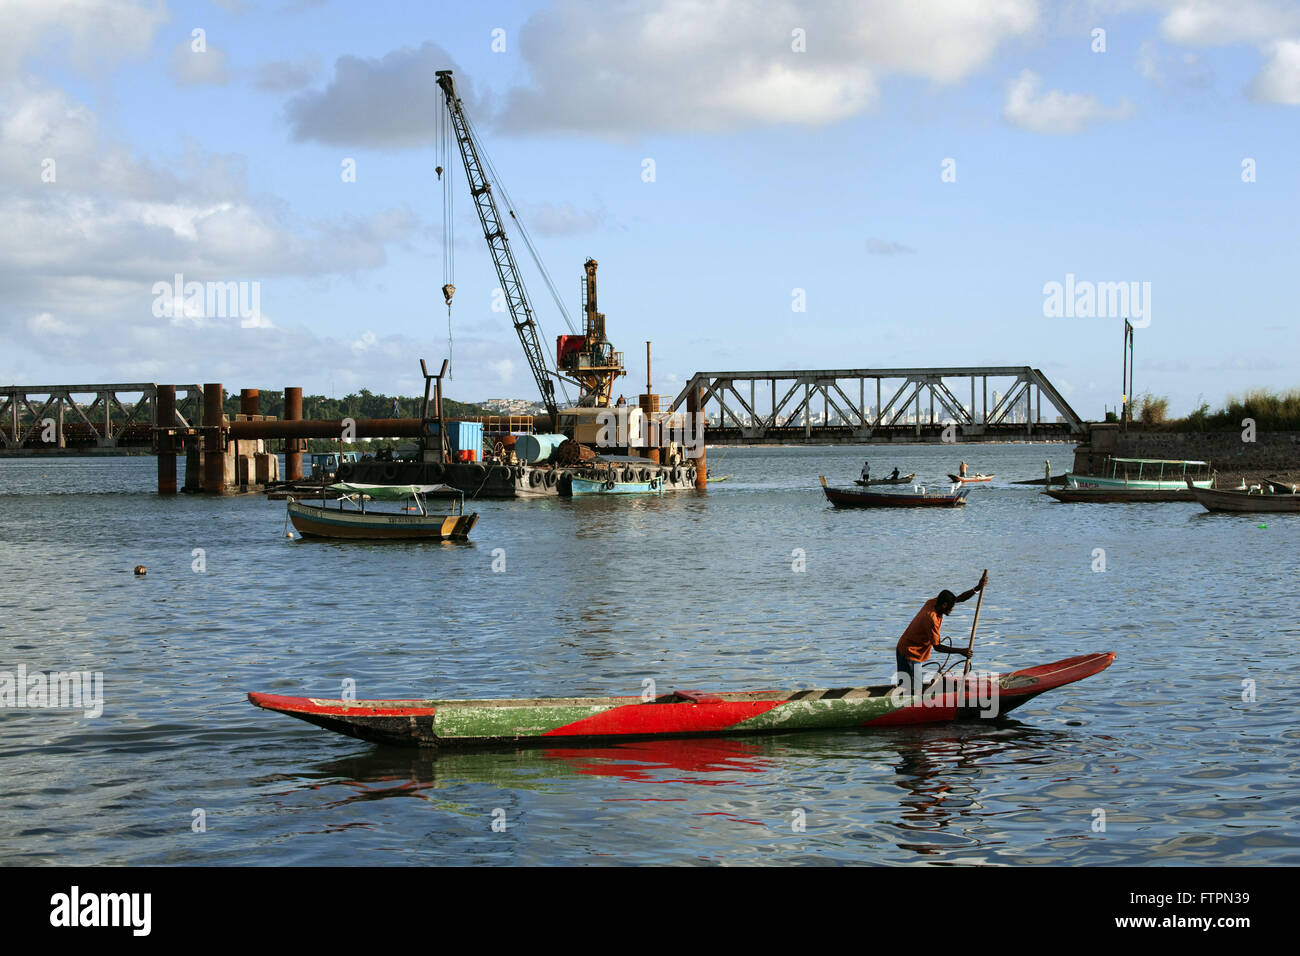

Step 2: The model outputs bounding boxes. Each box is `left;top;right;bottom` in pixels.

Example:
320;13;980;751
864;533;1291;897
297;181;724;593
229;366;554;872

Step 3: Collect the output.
1121;320;1129;430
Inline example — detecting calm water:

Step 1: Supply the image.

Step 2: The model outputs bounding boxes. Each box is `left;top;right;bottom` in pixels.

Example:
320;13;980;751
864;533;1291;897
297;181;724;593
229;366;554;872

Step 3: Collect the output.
1;444;1297;865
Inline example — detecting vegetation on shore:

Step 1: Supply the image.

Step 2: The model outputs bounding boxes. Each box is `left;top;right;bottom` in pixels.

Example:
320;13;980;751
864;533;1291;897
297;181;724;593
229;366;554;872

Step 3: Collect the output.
220;388;492;453
1132;388;1300;431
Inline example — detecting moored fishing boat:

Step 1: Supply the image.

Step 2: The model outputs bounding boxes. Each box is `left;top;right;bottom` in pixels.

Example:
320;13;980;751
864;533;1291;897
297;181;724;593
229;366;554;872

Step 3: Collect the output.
287;483;477;540
569;474;665;495
248;652;1115;748
1064;457;1212;492
1044;487;1196;503
820;476;970;508
1188;478;1300;513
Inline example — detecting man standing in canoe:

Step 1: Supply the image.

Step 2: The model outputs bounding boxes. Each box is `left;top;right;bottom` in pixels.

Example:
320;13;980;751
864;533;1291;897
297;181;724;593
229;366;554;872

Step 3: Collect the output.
861;460;870;482
895;571;989;692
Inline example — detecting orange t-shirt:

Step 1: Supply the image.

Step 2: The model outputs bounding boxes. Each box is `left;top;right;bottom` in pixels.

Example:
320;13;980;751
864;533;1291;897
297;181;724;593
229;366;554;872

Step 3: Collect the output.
896;598;943;662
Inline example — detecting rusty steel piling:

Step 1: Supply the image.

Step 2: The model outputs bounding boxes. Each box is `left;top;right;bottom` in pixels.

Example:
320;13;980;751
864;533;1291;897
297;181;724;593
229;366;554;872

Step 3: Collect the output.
156;384;177;494
283;387;303;481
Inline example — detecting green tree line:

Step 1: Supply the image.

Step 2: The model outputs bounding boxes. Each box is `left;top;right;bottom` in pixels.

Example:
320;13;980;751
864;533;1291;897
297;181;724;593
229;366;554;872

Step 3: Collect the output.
219;389;491;453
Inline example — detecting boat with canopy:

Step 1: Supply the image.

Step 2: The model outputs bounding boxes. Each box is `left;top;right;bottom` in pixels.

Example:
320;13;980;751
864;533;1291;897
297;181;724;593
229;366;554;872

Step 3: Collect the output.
286;483;478;540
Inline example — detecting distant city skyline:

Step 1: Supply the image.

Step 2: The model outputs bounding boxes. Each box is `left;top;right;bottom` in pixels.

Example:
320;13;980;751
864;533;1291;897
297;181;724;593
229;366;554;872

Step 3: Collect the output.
3;0;1298;420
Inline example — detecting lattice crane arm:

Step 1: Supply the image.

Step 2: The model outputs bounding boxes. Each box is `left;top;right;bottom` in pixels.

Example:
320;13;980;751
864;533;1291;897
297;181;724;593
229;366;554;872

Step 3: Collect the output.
435;69;559;423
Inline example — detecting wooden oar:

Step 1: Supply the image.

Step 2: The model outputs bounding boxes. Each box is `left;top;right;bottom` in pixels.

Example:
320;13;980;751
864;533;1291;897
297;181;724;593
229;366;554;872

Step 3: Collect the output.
962;569;989;676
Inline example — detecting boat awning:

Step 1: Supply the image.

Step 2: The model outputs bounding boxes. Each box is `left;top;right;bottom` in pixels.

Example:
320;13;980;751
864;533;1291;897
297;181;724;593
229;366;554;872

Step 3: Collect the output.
1110;457;1209;466
329;483;459;499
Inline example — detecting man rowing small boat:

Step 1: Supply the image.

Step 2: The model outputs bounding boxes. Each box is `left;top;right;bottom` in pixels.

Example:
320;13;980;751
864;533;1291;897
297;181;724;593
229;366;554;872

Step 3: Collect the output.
895;571;989;692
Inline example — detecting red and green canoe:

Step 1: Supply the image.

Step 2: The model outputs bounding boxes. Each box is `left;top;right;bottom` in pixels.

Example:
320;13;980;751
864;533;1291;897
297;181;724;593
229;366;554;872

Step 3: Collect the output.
248;652;1114;749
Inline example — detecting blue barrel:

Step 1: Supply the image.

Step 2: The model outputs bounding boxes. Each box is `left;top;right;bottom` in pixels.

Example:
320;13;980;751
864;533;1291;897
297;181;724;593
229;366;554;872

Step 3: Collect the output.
515;433;567;462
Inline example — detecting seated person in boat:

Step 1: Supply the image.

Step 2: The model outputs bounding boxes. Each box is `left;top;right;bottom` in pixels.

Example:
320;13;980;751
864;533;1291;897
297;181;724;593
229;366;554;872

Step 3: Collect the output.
895;571;988;692
890;466;900;480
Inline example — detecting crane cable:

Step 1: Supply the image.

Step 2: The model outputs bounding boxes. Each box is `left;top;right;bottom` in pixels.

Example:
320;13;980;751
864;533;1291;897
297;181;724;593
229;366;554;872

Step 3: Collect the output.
461;110;575;407
439;105;455;377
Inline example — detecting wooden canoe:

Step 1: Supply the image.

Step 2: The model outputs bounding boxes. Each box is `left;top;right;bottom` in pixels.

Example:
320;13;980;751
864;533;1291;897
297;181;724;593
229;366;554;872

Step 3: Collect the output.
1044;488;1194;503
821;476;969;508
248;652;1115;749
948;473;994;483
1187;480;1300;513
854;473;916;486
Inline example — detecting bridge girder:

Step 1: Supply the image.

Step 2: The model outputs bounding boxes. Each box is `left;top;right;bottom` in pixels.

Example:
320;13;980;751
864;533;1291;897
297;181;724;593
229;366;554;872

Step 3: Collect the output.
0;383;204;452
669;367;1085;442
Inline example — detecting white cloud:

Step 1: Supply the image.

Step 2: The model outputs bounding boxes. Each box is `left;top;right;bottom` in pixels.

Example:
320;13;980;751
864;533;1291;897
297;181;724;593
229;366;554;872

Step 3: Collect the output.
518;200;605;237
169;37;230;87
1249;38;1300;103
497;0;1039;136
1158;0;1300;47
1136;40;1213;90
866;238;915;256
254;56;320;92
1155;1;1300;105
286;2;1038;145
0;0;166;80
285;42;472;148
1003;69;1135;133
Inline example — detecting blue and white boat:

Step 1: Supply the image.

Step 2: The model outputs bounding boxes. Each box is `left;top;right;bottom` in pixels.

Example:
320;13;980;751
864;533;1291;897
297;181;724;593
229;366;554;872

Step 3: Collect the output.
569;474;665;495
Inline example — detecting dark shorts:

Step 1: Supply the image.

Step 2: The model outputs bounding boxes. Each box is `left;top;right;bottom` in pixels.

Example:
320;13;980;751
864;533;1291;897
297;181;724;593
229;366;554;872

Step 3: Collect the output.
895;652;923;692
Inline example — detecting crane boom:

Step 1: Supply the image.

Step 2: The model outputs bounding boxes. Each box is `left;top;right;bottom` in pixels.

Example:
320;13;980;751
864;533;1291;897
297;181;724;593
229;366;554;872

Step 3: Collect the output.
435;70;559;423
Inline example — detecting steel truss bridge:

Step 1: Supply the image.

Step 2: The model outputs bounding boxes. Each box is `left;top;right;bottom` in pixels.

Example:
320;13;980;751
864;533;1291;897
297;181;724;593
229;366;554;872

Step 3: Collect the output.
668;367;1085;444
0;383;204;454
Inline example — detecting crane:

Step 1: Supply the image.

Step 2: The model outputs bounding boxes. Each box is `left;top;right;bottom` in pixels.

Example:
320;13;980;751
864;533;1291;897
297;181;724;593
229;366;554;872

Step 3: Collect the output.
435;69;559;423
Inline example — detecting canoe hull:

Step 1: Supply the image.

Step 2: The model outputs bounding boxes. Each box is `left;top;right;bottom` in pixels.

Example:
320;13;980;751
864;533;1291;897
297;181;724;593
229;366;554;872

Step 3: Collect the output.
1045;488;1195;503
854;473;916;486
823;484;968;508
249;653;1115;749
1191;487;1300;513
288;501;478;540
948;474;993;483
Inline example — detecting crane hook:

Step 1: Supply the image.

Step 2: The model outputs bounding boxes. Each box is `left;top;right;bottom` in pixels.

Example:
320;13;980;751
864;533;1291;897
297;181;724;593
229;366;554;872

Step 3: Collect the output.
436;165;443;181
442;283;456;307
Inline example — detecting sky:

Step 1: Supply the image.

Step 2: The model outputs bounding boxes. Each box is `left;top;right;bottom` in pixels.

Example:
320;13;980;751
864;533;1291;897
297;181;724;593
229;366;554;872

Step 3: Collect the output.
2;0;1298;418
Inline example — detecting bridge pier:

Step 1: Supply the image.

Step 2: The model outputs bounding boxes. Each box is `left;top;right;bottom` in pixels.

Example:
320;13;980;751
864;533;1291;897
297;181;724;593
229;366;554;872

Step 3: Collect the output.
203;383;225;494
156;385;177;494
687;385;707;489
284;387;303;481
